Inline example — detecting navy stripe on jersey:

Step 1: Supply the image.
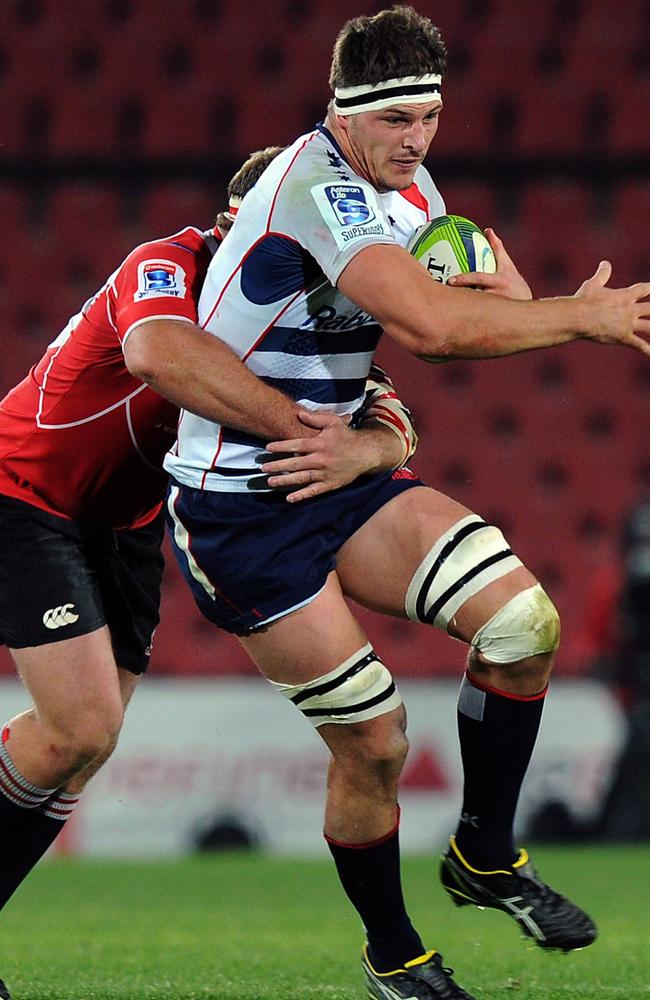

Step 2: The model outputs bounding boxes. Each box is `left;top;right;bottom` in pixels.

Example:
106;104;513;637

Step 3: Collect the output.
220;426;267;449
212;463;263;476
253;323;382;355
317;123;348;165
240;235;322;305
260;376;365;405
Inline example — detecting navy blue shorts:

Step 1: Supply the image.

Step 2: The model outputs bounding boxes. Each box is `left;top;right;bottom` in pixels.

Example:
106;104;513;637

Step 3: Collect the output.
166;470;424;636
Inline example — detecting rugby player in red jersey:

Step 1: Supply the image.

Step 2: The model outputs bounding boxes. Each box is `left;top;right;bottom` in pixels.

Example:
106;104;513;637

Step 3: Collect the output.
0;149;418;1000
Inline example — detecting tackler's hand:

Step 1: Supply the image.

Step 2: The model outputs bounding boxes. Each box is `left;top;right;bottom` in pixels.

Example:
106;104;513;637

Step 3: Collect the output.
262;410;370;502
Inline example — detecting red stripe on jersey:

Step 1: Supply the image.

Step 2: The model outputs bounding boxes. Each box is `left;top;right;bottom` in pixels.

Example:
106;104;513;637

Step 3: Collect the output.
399;183;429;216
266;131;319;233
202;265;305;480
200;250;250;331
200;133;318;331
372;404;408;436
202;425;224;488
241;256;306;362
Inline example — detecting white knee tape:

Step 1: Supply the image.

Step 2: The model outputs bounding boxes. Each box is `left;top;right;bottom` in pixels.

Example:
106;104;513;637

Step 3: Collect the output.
269;643;402;727
470;584;560;663
405;515;523;629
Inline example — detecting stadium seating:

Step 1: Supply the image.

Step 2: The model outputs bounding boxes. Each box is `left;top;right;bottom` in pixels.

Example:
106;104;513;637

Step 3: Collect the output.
141;182;219;237
0;0;647;676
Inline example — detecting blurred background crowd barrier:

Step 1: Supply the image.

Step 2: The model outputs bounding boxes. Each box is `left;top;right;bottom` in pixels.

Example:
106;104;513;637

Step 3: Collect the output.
0;0;649;851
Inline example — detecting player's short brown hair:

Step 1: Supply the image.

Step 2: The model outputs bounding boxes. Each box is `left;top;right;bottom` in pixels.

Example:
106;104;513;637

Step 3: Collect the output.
215;146;285;233
227;146;285;202
329;5;446;90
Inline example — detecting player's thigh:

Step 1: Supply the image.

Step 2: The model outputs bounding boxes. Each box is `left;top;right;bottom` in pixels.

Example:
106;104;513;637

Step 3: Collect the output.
240;571;406;754
337;485;538;641
116;664;140;709
11;626;125;735
240;571;369;684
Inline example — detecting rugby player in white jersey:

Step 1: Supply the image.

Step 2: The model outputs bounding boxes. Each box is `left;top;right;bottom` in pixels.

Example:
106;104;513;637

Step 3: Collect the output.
0;148;418;1000
165;7;650;999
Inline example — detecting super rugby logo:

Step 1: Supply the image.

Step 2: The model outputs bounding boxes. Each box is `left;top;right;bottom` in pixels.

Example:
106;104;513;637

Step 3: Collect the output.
135;259;187;301
311;181;390;251
326;185;376;227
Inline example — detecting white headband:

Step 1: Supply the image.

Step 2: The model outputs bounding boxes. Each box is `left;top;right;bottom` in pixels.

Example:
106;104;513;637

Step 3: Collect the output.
333;74;442;116
227;194;243;219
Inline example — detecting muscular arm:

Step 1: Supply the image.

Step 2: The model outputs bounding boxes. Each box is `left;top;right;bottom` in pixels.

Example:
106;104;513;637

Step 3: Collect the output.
262;411;406;502
123;319;314;440
262;367;417;502
337;245;650;360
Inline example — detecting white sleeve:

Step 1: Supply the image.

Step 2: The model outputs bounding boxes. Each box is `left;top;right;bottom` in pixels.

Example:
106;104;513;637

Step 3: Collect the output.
277;171;397;287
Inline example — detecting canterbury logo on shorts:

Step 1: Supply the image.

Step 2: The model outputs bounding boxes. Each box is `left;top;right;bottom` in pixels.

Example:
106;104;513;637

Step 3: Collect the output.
42;604;80;630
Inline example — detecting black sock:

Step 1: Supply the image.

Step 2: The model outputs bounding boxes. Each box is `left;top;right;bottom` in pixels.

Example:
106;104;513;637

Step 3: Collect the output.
0;790;79;909
454;671;546;868
0;728;58;847
326;811;424;972
0;728;78;908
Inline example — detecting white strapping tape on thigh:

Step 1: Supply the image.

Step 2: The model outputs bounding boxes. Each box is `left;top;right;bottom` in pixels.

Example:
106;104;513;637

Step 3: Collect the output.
470;583;560;663
405;515;522;629
268;642;402;727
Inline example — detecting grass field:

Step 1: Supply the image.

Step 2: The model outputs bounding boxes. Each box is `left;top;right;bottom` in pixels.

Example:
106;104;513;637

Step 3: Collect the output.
1;845;649;999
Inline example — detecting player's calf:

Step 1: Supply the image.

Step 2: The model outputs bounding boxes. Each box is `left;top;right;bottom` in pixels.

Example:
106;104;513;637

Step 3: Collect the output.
271;643;408;840
3;698;125;788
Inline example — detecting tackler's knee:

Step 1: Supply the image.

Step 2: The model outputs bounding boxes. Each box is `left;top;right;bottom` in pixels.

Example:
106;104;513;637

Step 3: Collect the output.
470;584;560;664
268;643;402;728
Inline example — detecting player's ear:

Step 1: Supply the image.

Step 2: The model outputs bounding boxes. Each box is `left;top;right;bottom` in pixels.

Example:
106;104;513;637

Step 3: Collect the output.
336;113;351;135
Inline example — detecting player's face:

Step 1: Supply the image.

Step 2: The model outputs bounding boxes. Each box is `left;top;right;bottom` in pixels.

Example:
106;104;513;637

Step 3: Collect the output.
344;100;442;191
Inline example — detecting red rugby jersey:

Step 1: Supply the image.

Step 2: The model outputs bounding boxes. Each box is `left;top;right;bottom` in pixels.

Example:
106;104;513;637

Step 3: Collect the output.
0;227;214;528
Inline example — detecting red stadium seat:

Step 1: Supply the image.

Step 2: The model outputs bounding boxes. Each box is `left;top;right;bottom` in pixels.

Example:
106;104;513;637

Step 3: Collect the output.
512;85;590;155
562;0;643;90
46;184;132;286
140;183;217;238
611;181;650;283
614;180;650;232
609;78;650;155
435;82;494;155
437;181;497;231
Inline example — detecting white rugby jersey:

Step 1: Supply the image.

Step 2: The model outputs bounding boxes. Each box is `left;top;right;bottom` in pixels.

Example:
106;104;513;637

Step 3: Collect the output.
165;124;445;492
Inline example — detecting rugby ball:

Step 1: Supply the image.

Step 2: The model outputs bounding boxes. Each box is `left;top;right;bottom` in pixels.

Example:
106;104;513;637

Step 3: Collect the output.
407;214;496;283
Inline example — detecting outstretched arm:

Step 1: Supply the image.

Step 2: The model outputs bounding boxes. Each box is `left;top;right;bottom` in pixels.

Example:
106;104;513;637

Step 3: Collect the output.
337;244;650;361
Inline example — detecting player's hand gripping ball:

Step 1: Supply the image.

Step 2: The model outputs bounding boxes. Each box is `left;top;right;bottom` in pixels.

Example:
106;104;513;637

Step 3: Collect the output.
407;214;496;283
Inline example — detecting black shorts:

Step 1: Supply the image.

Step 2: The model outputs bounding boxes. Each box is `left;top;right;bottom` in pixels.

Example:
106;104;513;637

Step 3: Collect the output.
0;495;165;674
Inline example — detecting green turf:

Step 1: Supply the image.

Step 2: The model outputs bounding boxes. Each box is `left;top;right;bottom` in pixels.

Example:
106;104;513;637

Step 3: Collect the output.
1;846;649;999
